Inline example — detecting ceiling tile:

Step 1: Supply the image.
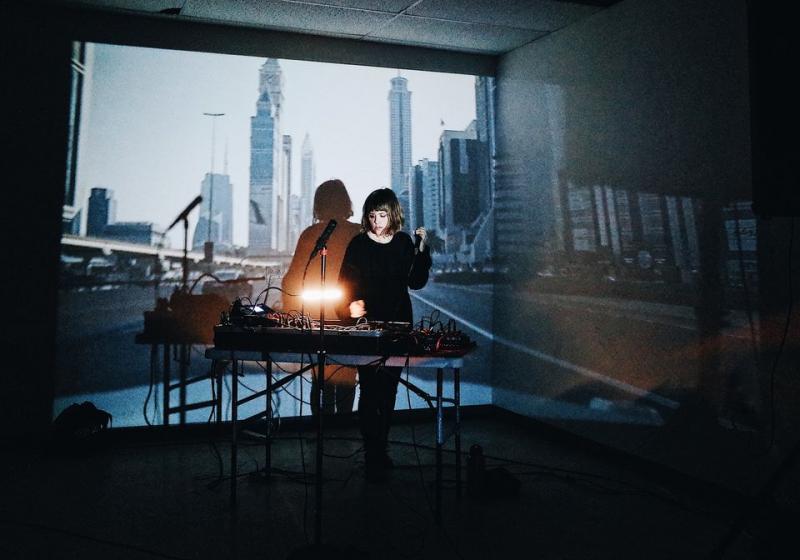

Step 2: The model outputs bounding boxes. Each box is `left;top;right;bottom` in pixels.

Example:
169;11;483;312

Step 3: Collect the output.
278;0;416;13
406;0;601;31
183;0;395;36
45;0;182;12
369;14;547;54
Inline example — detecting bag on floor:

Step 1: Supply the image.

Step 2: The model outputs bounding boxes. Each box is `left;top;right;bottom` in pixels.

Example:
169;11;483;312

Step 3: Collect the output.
52;401;112;450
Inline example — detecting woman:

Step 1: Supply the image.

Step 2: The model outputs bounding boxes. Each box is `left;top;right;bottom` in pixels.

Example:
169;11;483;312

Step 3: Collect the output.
337;188;431;481
282;179;362;415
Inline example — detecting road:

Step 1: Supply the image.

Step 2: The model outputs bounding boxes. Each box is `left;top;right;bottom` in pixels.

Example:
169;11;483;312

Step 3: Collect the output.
413;281;755;414
55;279;757;426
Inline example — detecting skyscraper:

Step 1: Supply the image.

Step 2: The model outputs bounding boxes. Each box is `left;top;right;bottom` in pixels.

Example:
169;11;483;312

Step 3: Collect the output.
248;59;284;256
86;187;115;237
277;134;292;251
389;76;412;194
398;187;411;233
410;159;440;234
64;42;94;235
409;166;423;232
438;126;479;227
301;133;315;227
475;76;496;213
288;193;302;251
192;172;233;252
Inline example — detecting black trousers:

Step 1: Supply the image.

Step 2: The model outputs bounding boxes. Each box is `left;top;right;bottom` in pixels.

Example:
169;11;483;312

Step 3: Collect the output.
310;365;357;416
357;365;401;455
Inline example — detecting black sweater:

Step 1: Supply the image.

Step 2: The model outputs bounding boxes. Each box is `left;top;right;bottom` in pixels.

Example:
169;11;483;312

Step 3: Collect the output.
336;231;432;323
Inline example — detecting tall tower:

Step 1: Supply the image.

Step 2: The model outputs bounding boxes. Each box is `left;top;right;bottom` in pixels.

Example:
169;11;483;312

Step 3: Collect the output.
278;134;292;251
288;193;302;252
438;124;479;253
413;159;440;234
475;76;496;214
192;173;233;252
389;76;412;195
64;43;95;236
301;133;315;227
259;59;284;119
248;59;284;256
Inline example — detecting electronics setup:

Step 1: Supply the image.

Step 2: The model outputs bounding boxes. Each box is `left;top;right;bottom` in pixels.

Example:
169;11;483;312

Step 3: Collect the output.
213;298;476;357
141;290;229;344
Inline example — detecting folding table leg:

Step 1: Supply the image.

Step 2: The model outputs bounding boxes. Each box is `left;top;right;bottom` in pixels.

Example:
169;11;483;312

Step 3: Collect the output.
455;367;462;499
231;359;239;505
435;367;443;525
162;343;170;426
215;360;223;423
265;359;272;478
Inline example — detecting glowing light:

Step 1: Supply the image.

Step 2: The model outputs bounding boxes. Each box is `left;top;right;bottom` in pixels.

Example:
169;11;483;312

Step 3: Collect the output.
301;288;342;301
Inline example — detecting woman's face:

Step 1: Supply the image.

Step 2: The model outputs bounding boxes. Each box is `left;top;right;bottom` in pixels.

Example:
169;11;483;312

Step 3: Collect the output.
368;210;389;236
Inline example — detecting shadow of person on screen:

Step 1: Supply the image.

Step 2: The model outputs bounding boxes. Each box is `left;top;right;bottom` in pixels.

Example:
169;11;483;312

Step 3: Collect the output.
282;179;362;415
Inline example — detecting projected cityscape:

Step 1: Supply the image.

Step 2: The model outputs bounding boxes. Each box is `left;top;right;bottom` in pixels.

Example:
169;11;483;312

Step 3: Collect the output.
57;42;760;435
62;47;496;270
57;44;496;426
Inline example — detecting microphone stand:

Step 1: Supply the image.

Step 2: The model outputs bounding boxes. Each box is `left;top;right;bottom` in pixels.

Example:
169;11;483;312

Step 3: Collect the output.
182;216;189;292
165;195;202;292
314;244;328;546
292;239;358;557
291;243;332;557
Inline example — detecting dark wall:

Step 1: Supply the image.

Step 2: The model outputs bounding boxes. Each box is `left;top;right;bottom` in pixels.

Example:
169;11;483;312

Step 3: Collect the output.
747;1;800;217
493;0;799;493
5;9;72;439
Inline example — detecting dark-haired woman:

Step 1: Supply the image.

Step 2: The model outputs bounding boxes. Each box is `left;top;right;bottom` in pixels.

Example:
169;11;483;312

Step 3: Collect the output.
337;188;431;481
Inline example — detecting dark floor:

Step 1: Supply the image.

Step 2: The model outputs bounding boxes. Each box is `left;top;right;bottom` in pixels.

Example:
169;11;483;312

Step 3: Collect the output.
1;412;797;560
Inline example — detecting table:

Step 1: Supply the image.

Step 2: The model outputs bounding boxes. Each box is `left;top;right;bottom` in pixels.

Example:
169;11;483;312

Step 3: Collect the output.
204;348;466;523
135;333;222;426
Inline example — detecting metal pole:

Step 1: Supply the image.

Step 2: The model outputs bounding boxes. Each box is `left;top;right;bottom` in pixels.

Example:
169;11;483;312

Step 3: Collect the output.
436;367;443;524
163;344;171;425
455;366;462;499
231;358;239;505
182;219;189;291
314;247;327;545
266;360;273;478
203;112;224;253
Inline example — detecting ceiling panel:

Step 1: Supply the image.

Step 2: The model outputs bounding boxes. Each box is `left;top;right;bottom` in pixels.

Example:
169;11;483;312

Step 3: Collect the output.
370;15;547;54
182;0;395;36
278;0;415;13
42;0;179;12
44;0;614;55
406;0;602;31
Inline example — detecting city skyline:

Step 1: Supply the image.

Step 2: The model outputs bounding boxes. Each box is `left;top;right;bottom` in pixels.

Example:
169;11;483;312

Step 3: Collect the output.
75;43;478;250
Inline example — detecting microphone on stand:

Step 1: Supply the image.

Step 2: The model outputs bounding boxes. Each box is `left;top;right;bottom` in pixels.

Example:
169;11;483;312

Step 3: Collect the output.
309;219;337;260
166;196;203;232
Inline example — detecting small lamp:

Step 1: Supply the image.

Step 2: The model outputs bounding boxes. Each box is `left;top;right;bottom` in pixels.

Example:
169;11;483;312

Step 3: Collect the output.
301;288;342;302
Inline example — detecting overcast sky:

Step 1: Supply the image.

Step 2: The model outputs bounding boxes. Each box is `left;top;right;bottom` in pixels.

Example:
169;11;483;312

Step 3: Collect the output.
78;43;478;248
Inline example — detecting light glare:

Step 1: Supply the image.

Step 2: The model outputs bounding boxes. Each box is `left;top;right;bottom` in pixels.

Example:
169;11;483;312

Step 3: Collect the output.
301;288;342;301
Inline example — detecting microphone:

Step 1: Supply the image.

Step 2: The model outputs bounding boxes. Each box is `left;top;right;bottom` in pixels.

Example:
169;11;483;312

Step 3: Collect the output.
309;219;337;260
166;196;203;232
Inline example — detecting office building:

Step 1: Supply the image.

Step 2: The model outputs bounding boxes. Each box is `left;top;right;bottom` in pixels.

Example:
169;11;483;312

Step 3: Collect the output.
389;76;412;194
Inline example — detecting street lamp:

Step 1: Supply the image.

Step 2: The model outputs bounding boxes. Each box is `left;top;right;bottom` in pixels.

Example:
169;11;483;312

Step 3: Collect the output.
203;112;225;262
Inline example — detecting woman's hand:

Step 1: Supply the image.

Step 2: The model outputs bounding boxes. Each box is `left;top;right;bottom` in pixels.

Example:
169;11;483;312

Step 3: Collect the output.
349;299;366;318
415;227;427;252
